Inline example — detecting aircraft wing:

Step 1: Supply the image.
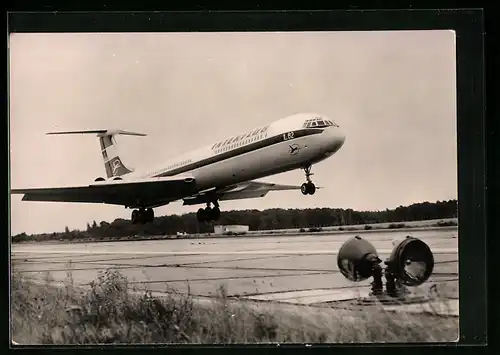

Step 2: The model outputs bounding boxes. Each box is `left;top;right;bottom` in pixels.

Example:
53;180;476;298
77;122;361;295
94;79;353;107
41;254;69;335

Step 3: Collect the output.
182;180;309;206
11;176;197;209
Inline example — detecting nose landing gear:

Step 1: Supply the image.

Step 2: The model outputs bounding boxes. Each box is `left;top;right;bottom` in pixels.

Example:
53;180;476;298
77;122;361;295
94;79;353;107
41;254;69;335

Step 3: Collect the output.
301;165;316;195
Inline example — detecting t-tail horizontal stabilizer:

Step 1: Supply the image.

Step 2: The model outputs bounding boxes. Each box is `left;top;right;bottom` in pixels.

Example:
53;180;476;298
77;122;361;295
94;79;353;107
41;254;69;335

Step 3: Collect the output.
46;129;147;137
46;129;147;179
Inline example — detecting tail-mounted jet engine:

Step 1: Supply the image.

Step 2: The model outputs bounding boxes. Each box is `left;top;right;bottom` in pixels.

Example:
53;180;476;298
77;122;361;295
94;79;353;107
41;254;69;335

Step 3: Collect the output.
337;236;435;297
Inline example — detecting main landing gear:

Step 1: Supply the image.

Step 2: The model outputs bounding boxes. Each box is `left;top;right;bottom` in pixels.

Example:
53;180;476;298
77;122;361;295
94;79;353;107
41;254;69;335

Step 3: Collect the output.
131;207;154;224
301;165;316;195
197;201;221;223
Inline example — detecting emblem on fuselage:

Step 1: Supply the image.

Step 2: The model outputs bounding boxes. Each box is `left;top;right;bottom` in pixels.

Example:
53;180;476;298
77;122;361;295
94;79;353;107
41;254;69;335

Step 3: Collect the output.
112;159;122;175
289;144;300;155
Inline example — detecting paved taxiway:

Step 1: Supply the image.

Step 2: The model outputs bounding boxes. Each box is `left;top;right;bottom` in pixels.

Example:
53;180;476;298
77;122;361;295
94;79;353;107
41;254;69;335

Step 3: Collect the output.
11;229;458;313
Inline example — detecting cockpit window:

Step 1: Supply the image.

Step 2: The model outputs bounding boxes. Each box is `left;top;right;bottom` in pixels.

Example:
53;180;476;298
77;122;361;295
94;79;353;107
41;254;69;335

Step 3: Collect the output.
303;116;339;128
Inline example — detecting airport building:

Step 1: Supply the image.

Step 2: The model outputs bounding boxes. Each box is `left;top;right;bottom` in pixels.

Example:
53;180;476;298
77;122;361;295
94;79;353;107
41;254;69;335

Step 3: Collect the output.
213;225;249;235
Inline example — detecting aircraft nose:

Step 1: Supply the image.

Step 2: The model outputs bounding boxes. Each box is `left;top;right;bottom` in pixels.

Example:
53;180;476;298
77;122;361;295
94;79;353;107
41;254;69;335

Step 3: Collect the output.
337;129;346;146
339;131;346;147
327;127;346;152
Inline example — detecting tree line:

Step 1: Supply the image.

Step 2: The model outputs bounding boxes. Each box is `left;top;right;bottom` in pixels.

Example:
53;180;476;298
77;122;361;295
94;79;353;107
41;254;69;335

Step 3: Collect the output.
11;199;457;243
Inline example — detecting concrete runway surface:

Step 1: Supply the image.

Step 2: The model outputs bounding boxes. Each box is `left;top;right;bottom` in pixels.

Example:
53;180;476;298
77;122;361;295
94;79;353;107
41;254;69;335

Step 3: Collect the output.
11;229;458;316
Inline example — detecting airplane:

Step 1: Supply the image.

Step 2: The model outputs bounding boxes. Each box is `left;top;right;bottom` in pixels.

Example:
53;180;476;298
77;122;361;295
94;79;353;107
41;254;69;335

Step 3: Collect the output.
11;113;346;225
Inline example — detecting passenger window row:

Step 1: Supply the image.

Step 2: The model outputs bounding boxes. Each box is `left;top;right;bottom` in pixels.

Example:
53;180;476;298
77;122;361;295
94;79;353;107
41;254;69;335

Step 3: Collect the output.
154;159;193;176
214;134;267;154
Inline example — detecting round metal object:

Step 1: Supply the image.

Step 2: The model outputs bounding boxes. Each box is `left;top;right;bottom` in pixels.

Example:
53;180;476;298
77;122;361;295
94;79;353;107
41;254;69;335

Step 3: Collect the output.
337;236;380;282
387;236;434;286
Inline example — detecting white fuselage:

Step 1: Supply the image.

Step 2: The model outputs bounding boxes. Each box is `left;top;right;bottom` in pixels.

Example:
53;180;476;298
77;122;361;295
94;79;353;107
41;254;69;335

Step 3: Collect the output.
131;113;346;192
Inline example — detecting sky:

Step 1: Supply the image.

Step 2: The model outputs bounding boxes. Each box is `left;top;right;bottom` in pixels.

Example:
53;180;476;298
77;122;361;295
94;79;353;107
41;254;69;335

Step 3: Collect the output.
9;30;457;235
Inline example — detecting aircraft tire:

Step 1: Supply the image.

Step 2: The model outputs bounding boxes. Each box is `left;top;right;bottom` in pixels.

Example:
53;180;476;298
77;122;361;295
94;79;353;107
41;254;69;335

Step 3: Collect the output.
197;208;206;222
211;206;221;221
131;209;139;224
307;182;316;195
146;208;154;223
301;183;309;195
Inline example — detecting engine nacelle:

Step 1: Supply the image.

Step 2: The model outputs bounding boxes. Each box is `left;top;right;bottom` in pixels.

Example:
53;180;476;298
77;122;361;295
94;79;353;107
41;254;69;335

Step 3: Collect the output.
337;236;381;282
337;235;435;287
386;236;434;286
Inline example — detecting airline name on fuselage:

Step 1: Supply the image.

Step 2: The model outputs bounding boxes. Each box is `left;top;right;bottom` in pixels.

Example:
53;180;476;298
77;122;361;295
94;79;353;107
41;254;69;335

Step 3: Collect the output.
211;125;271;150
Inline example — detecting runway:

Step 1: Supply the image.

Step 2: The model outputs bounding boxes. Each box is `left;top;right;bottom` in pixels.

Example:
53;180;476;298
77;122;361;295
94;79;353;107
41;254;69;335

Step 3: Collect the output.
11;229;458;314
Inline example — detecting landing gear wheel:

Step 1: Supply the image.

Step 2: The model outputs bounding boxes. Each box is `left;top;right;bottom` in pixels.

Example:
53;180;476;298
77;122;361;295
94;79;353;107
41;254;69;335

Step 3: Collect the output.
197;205;221;222
131;208;154;224
138;208;146;224
197;208;206;223
131;209;139;224
211;206;221;221
301;182;316;195
301;166;316;195
145;208;154;223
307;182;316;195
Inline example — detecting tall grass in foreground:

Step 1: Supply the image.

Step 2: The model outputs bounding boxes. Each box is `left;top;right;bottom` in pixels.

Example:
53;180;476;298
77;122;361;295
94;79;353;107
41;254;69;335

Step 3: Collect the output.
11;269;458;344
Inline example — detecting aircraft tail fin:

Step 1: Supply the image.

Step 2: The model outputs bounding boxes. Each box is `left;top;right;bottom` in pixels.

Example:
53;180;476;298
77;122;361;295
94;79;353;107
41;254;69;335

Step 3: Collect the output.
47;129;147;179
